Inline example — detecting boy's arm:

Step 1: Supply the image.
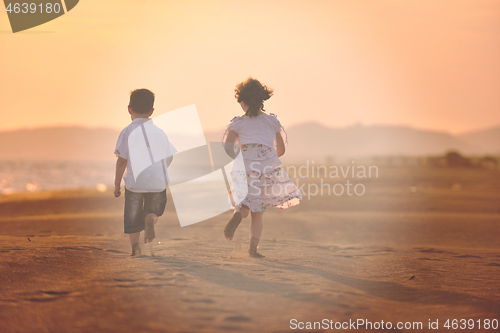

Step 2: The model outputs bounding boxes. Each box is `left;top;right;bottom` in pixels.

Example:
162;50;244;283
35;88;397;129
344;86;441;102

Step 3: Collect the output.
114;156;128;197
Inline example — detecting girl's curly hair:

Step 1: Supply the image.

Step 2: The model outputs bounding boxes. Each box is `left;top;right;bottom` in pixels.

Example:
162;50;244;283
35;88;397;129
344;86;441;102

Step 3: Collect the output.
234;78;274;117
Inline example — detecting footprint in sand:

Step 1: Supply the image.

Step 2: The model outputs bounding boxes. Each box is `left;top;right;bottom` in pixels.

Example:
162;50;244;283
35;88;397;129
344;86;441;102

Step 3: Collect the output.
180;298;215;304
42;291;71;295
216;325;244;331
277;277;293;281
21;290;72;302
113;278;138;282
105;249;125;254
224;315;252;322
418;257;444;261
417;247;445;253
148;276;175;282
484;262;500;267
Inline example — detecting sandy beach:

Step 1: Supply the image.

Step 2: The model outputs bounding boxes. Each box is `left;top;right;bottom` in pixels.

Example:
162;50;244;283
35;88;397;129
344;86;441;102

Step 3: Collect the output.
1;166;499;332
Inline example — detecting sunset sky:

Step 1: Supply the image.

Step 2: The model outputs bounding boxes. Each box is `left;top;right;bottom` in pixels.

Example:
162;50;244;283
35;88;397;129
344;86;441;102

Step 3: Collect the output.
0;0;499;134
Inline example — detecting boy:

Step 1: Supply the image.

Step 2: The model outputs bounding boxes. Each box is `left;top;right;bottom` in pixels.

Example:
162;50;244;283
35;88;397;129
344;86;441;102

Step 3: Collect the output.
114;89;176;256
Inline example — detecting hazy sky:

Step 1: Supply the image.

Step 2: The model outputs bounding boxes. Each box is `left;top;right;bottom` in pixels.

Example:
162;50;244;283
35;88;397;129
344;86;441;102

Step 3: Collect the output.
1;0;499;134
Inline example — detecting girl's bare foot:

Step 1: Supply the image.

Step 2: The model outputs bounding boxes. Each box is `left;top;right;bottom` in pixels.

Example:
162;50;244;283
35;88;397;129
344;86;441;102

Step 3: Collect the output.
224;211;242;240
249;237;265;258
144;213;158;243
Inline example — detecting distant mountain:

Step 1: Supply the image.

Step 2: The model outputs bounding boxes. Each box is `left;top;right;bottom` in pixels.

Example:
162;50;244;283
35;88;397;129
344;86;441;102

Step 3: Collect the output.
0;127;119;160
205;122;499;161
458;125;500;155
283;122;480;160
0;123;498;161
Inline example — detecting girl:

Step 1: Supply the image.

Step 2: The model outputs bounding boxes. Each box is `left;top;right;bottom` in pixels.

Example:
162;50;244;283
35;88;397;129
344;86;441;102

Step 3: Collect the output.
222;78;302;258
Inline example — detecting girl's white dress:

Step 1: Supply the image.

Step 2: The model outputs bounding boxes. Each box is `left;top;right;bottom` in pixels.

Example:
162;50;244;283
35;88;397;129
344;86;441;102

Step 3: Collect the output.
222;113;302;212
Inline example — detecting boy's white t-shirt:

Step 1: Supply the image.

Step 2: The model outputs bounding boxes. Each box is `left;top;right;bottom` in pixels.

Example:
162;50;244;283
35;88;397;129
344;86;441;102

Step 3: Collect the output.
115;118;177;193
227;113;284;148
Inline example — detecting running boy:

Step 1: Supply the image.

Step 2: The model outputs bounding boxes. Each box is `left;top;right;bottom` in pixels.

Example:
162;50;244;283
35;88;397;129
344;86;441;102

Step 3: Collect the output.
114;89;177;256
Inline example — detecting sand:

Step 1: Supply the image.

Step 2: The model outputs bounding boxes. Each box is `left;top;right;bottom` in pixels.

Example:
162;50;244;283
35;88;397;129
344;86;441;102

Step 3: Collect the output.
1;167;499;332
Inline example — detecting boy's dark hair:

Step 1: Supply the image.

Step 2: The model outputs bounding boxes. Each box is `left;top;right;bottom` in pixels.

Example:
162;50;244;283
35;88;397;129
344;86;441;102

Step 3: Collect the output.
129;89;155;114
235;77;274;117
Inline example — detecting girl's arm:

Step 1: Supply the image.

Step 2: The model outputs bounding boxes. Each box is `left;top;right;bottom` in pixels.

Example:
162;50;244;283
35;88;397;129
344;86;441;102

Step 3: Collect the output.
224;130;238;158
276;132;285;157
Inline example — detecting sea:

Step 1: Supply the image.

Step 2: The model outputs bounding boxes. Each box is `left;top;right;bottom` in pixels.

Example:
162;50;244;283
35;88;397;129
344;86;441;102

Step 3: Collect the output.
0;159;116;194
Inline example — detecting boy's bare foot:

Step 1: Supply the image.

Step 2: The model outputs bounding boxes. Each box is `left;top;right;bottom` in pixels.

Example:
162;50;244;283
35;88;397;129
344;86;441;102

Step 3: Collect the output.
224;212;242;240
131;243;141;256
144;213;157;243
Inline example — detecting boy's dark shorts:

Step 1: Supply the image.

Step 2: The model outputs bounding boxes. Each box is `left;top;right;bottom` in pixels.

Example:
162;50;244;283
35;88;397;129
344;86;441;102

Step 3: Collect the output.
124;188;167;234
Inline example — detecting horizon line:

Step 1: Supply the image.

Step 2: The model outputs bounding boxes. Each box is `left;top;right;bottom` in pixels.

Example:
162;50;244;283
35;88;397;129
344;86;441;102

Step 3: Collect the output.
0;121;499;137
